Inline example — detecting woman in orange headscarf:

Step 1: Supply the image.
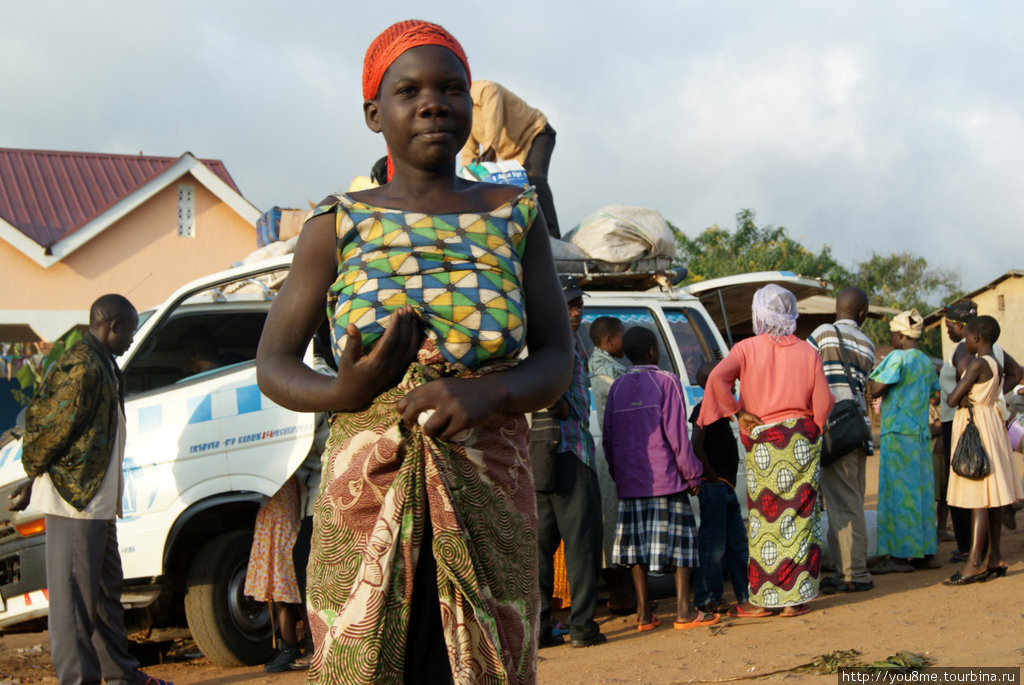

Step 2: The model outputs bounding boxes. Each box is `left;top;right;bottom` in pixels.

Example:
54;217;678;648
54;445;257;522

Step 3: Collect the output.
256;19;572;685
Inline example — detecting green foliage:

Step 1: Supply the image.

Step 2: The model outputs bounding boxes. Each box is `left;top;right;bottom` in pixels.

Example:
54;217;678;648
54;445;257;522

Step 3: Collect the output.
10;328;84;407
671;209;962;358
671;209;852;286
838;252;961;357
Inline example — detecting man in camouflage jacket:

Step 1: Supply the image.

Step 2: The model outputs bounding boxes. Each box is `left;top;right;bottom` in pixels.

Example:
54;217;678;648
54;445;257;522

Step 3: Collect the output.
14;295;171;685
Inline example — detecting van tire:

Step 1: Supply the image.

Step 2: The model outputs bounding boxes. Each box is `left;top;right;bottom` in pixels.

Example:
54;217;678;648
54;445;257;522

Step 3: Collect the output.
183;530;273;666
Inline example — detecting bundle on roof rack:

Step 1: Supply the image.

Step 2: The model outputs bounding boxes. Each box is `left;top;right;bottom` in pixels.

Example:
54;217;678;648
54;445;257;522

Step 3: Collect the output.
551;204;683;290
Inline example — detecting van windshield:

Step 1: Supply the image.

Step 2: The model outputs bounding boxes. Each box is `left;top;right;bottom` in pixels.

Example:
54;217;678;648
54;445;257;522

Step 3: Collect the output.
664;307;721;385
580;307;676;375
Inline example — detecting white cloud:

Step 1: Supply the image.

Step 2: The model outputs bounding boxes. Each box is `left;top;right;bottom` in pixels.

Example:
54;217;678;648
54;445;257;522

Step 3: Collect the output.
2;0;1023;290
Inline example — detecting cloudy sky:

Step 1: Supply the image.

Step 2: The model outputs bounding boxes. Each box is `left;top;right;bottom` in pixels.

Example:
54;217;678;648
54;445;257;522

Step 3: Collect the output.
4;1;1022;291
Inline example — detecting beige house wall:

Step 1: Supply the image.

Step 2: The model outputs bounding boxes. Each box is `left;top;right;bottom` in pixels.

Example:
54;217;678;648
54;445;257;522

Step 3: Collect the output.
7;173;256;315
939;274;1024;361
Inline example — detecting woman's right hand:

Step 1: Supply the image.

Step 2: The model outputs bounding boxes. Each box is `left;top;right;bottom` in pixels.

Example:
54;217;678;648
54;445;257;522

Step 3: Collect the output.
736;409;763;435
332;308;422;410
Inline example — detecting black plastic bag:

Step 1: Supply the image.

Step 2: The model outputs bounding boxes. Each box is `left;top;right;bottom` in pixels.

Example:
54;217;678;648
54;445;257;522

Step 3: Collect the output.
951;407;990;480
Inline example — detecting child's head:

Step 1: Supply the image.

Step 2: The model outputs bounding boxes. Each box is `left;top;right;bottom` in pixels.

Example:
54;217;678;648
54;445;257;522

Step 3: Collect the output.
695;360;718;390
964;315;1000;353
622;326;659;366
588;317;625;357
361;21;472;180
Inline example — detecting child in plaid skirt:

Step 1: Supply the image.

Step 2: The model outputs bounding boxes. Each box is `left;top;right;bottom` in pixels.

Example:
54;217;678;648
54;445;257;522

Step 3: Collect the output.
602;327;721;632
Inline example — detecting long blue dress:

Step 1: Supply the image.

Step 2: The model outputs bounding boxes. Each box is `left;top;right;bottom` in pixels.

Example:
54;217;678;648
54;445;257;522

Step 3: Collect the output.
869;348;939;559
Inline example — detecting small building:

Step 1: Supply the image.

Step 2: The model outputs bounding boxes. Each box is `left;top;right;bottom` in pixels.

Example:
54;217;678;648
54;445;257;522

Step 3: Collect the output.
1;147;261;340
926;270;1024;361
0;147;261;428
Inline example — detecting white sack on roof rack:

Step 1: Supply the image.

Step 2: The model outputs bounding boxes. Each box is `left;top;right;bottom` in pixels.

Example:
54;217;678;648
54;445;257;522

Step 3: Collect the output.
566;205;677;264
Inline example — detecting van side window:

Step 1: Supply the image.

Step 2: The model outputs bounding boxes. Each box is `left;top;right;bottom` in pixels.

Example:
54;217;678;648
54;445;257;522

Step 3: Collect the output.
579;307;677;375
123;310;267;395
664;308;721;384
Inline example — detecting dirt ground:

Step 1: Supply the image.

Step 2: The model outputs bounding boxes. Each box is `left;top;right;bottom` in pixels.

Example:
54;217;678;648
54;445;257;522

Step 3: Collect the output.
3;454;1023;684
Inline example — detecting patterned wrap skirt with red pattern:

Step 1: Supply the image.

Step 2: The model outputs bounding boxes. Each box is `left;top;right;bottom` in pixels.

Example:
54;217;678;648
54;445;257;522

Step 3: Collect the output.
740;417;823;608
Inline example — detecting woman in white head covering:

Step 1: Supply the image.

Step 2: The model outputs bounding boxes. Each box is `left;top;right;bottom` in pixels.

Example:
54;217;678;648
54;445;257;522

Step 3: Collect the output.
867;309;941;573
698;284;834;617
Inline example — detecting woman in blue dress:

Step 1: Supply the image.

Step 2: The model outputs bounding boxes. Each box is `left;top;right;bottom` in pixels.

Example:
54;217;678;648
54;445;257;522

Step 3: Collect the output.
868;309;940;573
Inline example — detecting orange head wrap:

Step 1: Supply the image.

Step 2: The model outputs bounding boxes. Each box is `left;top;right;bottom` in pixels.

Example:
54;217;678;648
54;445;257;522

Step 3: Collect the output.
362;19;471;101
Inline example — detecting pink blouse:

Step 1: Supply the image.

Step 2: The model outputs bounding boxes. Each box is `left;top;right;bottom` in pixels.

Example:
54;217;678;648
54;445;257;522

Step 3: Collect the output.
697;334;834;434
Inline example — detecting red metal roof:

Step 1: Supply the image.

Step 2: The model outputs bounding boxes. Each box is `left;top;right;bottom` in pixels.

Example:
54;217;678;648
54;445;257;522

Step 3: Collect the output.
0;148;242;248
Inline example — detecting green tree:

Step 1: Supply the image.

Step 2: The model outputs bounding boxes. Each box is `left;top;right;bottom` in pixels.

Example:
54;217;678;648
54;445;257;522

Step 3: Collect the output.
846;252;961;357
670;209;961;358
672;209;852;286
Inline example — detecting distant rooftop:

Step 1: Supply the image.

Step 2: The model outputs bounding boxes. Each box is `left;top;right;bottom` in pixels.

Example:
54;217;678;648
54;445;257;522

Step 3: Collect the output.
0;147;241;248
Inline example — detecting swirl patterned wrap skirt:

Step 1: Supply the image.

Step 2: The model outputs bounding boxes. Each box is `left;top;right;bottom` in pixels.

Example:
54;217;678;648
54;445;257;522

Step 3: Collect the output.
304;341;537;684
741;417;823;608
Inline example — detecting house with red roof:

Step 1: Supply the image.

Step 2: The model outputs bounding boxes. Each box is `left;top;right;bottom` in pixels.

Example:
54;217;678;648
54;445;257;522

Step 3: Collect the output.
1;147;261;342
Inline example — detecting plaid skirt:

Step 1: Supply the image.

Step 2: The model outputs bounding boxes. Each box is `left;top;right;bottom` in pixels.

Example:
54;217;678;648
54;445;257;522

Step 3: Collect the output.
612;492;697;573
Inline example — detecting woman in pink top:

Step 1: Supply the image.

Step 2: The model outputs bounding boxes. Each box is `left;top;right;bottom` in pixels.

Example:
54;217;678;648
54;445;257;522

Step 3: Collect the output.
698;285;833;618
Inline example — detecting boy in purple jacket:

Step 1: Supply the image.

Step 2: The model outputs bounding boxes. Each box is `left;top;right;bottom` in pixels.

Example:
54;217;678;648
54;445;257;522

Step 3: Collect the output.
603;327;721;632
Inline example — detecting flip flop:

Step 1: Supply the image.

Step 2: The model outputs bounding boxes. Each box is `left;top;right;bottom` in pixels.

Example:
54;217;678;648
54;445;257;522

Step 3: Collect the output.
727;605;773;619
779;604;811;618
637;615;661;632
942;570;987;586
674;610;720;630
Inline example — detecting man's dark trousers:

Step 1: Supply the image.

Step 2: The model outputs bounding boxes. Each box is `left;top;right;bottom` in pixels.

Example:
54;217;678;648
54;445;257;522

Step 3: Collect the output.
537;452;603;642
46;515;142;685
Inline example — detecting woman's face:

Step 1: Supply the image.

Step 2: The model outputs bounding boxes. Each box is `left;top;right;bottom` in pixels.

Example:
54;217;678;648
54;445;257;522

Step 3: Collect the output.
945;319;965;343
365;45;471;175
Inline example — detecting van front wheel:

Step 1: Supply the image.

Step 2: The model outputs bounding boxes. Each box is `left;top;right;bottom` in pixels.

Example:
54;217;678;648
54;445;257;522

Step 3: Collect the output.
183;530;273;666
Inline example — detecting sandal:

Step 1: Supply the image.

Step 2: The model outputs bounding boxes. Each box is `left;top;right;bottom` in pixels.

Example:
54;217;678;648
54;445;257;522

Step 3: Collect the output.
674;610;720;630
779;604;811;618
637;615;661;632
942;570;987;586
985;564;1008;579
727;605;773;618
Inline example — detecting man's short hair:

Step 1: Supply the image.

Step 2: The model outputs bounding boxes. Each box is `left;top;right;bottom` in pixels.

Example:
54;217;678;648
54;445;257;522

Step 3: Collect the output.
588;316;624;346
966;315;1000;344
622;326;657;364
89;294;136;327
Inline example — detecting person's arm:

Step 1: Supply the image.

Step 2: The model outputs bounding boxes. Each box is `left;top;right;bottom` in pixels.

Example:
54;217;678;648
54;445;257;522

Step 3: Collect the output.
664;375;702;490
473;82;503;161
690;423;718;483
256;212;423;413
696;347;743;426
397;209;573;440
947;357;991;408
22;353;97;479
602;387;617;482
868;351;899;399
809;356;836;431
1001;350;1022;393
952;341;970;380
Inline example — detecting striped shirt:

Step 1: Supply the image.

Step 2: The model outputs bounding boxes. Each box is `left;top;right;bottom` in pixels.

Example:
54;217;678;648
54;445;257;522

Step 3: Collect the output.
808;320;876;454
556;342;597;470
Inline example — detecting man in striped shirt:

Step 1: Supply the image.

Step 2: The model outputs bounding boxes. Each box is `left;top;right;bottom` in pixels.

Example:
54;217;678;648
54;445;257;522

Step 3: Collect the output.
808;287;876;593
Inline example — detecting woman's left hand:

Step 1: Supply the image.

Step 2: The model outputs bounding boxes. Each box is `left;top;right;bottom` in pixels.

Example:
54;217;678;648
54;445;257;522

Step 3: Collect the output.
398;375;506;441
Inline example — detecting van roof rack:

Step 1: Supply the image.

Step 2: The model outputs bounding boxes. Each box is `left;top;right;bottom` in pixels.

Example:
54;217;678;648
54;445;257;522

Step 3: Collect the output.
553;259;687;292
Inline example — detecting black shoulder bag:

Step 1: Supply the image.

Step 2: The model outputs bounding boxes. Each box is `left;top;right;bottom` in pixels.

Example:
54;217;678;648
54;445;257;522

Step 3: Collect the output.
821;325;871;465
